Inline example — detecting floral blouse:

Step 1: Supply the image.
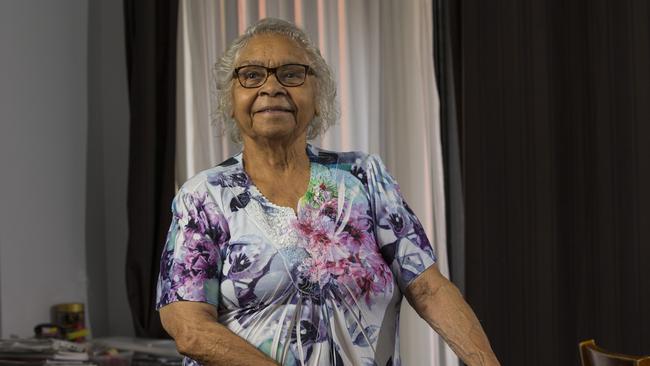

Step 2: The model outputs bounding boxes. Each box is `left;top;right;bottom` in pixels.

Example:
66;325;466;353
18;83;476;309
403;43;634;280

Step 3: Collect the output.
156;144;436;366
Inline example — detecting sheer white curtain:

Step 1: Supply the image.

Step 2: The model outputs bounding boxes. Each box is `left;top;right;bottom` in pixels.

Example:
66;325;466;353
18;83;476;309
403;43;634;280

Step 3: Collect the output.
176;1;456;365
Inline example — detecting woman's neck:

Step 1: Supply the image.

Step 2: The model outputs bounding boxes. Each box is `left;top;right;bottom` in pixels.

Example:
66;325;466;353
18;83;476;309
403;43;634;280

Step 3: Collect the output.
241;138;310;179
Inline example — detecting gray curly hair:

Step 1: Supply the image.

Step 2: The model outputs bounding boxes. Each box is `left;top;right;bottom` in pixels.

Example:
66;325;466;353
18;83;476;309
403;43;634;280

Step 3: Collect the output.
213;18;339;144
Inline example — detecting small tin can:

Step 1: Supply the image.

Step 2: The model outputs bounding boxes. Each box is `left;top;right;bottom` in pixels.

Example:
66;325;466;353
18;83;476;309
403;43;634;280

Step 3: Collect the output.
51;303;88;342
34;323;64;339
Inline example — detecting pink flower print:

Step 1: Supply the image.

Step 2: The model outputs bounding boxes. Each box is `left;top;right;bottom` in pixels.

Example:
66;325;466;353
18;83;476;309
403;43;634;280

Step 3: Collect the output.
295;212;347;260
340;220;371;248
355;269;386;305
295;219;315;237
313;182;333;203
307;230;348;261
318;199;338;221
364;251;393;292
326;260;347;277
294;205;325;236
336;258;366;298
355;272;375;301
348;212;372;232
337;251;393;306
300;256;332;287
337;210;373;254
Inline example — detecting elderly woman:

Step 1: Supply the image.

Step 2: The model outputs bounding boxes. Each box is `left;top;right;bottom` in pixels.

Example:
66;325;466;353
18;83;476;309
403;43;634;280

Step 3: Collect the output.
156;18;499;366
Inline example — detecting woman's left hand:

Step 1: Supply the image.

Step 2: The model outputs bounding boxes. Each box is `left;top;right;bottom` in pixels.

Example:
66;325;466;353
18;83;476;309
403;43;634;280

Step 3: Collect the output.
404;265;501;366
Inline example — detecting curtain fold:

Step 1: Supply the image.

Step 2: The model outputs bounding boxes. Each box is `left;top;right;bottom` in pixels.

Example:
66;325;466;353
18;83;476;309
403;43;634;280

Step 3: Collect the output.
124;0;179;338
376;2;455;364
433;0;465;296
177;1;457;364
457;0;650;364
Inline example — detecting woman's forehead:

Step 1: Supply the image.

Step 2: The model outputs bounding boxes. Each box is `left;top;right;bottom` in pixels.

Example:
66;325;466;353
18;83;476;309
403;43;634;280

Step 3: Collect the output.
235;34;310;66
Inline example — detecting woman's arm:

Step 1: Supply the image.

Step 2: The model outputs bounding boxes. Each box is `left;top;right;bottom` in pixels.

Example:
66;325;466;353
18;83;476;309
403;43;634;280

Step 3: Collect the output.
404;264;501;366
160;301;279;366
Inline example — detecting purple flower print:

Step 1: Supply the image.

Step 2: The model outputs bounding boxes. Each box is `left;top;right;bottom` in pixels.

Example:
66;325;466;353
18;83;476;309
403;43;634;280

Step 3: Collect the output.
156;189;230;306
183;236;220;277
157;278;173;305
225;236;276;281
231;252;252;273
380;204;413;239
229;191;251;212
295;270;323;301
411;219;435;256
154;149;439;366
350;164;368;185
182;191;230;244
176;275;213;301
161;234;220;304
207;170;250;188
159;243;175;282
388;212;406;236
291;320;319;345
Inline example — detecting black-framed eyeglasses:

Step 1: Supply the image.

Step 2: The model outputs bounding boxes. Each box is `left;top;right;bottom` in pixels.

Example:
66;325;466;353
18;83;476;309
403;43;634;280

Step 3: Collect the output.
233;64;312;88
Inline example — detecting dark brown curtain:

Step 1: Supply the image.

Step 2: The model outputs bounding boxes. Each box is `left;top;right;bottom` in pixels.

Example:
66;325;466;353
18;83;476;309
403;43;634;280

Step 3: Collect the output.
124;0;178;338
434;0;466;295
452;0;650;364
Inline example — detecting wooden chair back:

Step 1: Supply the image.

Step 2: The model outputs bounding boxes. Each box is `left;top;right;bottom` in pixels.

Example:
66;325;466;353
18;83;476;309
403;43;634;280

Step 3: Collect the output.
580;340;650;366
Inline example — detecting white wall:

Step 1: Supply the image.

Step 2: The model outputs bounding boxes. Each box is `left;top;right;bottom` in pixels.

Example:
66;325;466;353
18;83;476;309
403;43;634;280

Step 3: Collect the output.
0;0;133;338
0;0;89;337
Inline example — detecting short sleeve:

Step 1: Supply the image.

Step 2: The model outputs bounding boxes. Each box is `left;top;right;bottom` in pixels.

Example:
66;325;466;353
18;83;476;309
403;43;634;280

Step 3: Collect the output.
364;154;437;293
155;184;230;309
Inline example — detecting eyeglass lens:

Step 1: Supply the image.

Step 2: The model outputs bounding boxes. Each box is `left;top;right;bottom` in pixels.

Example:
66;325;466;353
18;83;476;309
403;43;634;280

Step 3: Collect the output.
237;64;308;88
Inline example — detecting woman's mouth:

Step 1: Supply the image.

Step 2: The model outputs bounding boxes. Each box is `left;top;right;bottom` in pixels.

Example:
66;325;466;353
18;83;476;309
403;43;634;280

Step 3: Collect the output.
255;106;294;114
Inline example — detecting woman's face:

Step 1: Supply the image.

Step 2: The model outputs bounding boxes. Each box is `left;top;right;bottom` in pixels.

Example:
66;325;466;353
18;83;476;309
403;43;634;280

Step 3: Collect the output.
231;34;317;144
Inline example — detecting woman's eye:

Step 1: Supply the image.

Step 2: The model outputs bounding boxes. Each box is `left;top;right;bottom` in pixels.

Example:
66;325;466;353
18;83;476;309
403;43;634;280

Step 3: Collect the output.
282;71;304;81
245;71;261;79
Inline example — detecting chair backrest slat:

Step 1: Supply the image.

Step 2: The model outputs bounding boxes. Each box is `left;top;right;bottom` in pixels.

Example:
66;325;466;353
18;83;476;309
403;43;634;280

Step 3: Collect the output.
580;339;650;366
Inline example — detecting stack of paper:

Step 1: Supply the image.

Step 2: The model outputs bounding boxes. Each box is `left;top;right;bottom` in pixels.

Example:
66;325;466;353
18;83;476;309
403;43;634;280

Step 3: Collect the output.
0;338;95;366
91;337;182;366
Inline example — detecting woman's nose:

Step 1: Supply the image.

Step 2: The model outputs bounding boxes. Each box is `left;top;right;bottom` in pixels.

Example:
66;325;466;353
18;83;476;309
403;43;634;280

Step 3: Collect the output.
258;73;287;96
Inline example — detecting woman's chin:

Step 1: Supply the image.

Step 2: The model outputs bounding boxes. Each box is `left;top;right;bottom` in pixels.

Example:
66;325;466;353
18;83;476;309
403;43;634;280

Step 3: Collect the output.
248;119;303;140
247;127;298;142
